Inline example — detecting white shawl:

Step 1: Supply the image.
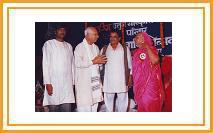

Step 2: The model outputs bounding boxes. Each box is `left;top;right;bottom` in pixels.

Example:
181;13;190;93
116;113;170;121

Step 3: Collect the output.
83;38;102;104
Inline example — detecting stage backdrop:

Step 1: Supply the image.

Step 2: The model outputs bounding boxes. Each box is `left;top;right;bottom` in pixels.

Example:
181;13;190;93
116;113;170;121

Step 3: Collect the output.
35;22;172;56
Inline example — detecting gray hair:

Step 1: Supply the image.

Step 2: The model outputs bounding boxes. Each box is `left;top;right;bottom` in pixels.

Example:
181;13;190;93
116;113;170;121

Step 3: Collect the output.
84;27;97;36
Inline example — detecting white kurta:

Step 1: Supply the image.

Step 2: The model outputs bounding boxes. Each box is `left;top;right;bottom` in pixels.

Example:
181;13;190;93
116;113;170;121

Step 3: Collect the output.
74;39;103;107
102;43;132;93
42;39;75;106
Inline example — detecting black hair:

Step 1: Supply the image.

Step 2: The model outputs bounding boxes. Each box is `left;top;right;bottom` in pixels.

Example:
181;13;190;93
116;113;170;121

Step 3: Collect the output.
55;23;67;31
110;30;121;37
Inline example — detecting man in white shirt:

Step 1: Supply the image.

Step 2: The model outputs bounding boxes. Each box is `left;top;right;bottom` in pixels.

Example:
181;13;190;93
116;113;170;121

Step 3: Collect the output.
101;31;132;112
42;24;75;112
74;27;107;112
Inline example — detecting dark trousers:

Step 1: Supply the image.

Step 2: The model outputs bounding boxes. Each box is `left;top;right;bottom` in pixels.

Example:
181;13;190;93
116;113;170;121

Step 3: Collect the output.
48;103;72;112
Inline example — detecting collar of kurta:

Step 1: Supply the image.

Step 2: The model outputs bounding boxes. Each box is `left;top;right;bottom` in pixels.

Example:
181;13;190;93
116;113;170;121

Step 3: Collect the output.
83;38;95;46
109;43;122;50
54;39;65;44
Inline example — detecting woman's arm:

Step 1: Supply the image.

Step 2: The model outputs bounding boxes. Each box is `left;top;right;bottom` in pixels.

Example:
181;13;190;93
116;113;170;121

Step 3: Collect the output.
145;43;160;65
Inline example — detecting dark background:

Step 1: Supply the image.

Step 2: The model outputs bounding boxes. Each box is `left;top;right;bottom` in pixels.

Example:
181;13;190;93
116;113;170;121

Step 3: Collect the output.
35;22;172;84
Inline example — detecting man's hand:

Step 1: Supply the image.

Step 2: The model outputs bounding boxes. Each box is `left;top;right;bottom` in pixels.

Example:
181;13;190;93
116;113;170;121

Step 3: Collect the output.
127;75;133;88
46;84;53;96
92;55;107;64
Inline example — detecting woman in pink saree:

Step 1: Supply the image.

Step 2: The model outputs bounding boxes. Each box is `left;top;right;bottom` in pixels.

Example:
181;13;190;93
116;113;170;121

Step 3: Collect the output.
132;32;165;112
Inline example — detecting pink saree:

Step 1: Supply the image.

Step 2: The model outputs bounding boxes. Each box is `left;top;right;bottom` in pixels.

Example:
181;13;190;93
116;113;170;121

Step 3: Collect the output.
132;32;165;112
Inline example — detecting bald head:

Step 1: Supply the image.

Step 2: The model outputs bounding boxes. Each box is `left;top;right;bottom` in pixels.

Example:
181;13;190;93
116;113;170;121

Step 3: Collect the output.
84;27;99;44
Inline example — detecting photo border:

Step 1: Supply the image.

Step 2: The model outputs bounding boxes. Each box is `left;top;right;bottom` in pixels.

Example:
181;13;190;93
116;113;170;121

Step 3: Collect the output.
0;1;212;132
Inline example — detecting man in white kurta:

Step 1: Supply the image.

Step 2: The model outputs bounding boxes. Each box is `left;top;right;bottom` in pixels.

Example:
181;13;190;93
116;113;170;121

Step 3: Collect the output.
74;27;107;112
101;31;132;112
42;25;75;112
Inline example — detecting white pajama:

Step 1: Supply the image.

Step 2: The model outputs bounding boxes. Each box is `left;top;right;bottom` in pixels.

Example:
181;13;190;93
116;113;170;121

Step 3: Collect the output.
104;92;128;112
